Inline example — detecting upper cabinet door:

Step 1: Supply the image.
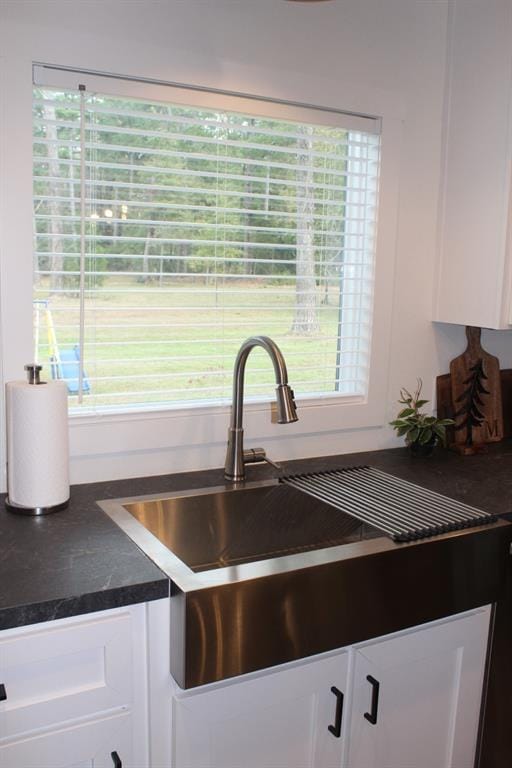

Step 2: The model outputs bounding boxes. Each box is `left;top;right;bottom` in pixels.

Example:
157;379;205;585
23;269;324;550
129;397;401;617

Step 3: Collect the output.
434;0;512;329
346;607;491;768
173;651;349;768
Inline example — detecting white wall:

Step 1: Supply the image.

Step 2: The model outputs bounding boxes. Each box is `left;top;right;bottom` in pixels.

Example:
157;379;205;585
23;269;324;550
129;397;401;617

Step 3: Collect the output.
0;0;491;487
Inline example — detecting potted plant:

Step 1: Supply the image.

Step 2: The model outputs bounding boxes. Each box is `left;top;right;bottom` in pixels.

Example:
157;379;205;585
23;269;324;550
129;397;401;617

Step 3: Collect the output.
390;380;454;456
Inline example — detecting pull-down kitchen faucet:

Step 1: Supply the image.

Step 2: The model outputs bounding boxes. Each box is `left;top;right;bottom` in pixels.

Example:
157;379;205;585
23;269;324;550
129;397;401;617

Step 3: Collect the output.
224;335;298;482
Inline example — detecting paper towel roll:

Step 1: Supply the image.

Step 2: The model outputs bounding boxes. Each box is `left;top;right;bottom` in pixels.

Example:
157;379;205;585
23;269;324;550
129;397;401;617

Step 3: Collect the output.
6;379;69;509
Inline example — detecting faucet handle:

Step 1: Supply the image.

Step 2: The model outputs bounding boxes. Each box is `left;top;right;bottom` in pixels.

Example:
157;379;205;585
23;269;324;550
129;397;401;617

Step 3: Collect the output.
242;447;267;465
262;455;283;474
243;448;283;474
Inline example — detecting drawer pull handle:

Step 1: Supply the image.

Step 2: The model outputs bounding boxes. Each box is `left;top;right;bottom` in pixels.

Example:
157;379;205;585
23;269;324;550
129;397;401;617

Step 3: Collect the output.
0;684;6;702
328;685;344;738
364;675;380;725
111;752;122;768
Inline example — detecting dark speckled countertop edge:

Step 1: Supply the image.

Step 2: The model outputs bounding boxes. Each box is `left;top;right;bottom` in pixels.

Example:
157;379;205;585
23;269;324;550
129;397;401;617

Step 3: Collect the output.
2;442;512;631
0;579;168;631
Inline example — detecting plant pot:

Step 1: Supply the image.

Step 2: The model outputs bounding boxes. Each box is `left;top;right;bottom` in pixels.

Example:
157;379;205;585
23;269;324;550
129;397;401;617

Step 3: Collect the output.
407;438;437;457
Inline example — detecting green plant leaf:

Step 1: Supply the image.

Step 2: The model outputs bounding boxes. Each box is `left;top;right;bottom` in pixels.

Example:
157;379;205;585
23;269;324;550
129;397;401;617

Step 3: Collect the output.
397;407;416;418
408;427;420;442
419;427;433;444
399;387;413;402
396;425;410;437
415;399;429;409
392;416;419;427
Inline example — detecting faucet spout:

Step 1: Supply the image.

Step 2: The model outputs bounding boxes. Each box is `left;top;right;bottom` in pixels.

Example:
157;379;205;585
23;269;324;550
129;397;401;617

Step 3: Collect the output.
224;336;298;482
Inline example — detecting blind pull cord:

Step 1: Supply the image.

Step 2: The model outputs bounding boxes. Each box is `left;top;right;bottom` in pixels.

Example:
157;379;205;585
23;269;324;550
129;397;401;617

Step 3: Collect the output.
78;84;86;404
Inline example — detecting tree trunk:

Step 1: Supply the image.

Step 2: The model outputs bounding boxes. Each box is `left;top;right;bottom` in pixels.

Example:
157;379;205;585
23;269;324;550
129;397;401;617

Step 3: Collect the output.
241;172;253;275
142;225;156;283
181;242;188;275
43;103;64;294
241;118;255;275
291;125;319;335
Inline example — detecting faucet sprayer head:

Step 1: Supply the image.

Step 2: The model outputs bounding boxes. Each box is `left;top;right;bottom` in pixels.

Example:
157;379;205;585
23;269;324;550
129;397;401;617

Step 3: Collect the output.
275;384;298;424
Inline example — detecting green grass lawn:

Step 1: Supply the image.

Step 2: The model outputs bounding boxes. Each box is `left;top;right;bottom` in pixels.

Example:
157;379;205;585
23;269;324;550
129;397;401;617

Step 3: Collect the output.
34;277;346;410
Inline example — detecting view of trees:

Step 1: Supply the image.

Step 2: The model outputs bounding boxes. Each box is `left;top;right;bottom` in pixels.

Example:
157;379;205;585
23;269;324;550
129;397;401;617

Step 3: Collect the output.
32;87;375;409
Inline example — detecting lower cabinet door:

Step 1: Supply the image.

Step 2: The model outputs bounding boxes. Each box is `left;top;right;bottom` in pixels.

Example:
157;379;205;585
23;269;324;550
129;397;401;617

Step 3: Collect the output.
346;607;491;768
173;651;349;768
0;712;133;768
0;609;134;741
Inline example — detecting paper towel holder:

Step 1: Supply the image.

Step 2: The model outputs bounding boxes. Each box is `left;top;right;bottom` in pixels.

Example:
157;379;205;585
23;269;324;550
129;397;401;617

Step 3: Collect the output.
5;363;69;516
24;363;44;385
5;497;69;516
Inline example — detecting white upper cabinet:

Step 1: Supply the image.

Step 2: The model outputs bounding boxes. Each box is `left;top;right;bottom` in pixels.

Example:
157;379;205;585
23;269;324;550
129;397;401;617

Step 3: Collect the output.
435;0;512;329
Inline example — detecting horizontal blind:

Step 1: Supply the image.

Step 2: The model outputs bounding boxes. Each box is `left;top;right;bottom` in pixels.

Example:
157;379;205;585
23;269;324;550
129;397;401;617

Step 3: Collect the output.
33;84;380;413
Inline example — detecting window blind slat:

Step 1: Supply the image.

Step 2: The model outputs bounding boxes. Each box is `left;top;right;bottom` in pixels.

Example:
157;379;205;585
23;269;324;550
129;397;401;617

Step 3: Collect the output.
34;131;366;170
33;193;372;224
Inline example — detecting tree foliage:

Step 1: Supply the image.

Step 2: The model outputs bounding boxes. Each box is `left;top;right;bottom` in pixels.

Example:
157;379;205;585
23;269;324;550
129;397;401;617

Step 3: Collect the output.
33;88;349;316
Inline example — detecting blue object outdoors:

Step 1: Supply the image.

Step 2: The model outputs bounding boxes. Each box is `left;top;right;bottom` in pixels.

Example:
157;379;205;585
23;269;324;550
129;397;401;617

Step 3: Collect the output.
34;300;91;396
51;346;91;395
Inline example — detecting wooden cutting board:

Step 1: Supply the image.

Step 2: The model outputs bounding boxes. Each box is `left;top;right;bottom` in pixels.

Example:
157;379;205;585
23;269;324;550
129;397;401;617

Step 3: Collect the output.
437;370;512;440
449;327;503;449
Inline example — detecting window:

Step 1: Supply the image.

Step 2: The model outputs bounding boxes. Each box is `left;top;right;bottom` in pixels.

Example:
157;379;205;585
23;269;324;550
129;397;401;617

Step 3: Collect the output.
33;73;380;414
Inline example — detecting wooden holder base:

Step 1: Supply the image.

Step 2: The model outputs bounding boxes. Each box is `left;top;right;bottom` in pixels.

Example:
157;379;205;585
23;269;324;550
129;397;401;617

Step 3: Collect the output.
449;442;488;456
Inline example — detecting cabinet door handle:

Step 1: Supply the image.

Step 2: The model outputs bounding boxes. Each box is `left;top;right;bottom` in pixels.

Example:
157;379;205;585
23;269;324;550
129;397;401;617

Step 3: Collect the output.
0;684;6;702
328;685;344;738
111;752;122;768
364;675;380;725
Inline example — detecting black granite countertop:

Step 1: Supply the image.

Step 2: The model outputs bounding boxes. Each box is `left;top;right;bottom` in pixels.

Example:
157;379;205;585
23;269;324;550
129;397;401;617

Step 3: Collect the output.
2;441;512;631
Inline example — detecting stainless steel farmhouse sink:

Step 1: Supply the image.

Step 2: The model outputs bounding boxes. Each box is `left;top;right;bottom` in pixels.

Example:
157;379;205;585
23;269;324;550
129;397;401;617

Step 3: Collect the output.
122;482;381;572
99;478;511;689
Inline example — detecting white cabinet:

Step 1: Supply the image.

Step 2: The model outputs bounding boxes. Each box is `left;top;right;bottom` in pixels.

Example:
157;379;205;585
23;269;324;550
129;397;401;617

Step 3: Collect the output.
0;599;492;768
346;608;490;768
0;605;148;768
167;606;491;768
0;712;132;768
173;652;349;768
434;0;512;329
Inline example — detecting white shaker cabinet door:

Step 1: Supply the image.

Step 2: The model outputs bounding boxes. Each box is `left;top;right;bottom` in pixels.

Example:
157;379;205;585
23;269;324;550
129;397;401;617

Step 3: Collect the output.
173;651;349;768
0;711;133;768
346;607;491;768
434;1;512;328
0;610;133;740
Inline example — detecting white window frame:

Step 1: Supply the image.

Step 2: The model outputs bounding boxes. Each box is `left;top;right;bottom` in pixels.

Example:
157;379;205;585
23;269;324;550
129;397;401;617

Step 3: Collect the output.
0;58;402;486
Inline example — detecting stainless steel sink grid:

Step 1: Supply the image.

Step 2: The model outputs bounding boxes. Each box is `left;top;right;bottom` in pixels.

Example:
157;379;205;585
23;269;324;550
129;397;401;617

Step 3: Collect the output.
282;466;497;541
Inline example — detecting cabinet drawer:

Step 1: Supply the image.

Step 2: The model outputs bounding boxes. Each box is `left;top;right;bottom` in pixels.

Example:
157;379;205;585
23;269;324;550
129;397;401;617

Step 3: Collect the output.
0;711;133;768
0;609;133;740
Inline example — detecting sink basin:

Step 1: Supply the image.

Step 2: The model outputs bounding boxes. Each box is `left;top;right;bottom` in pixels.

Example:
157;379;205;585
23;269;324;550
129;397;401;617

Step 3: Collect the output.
99;477;509;689
123;482;380;573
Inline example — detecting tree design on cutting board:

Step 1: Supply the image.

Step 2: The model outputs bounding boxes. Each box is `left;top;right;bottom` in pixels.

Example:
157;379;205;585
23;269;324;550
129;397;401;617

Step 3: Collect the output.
453;358;490;447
